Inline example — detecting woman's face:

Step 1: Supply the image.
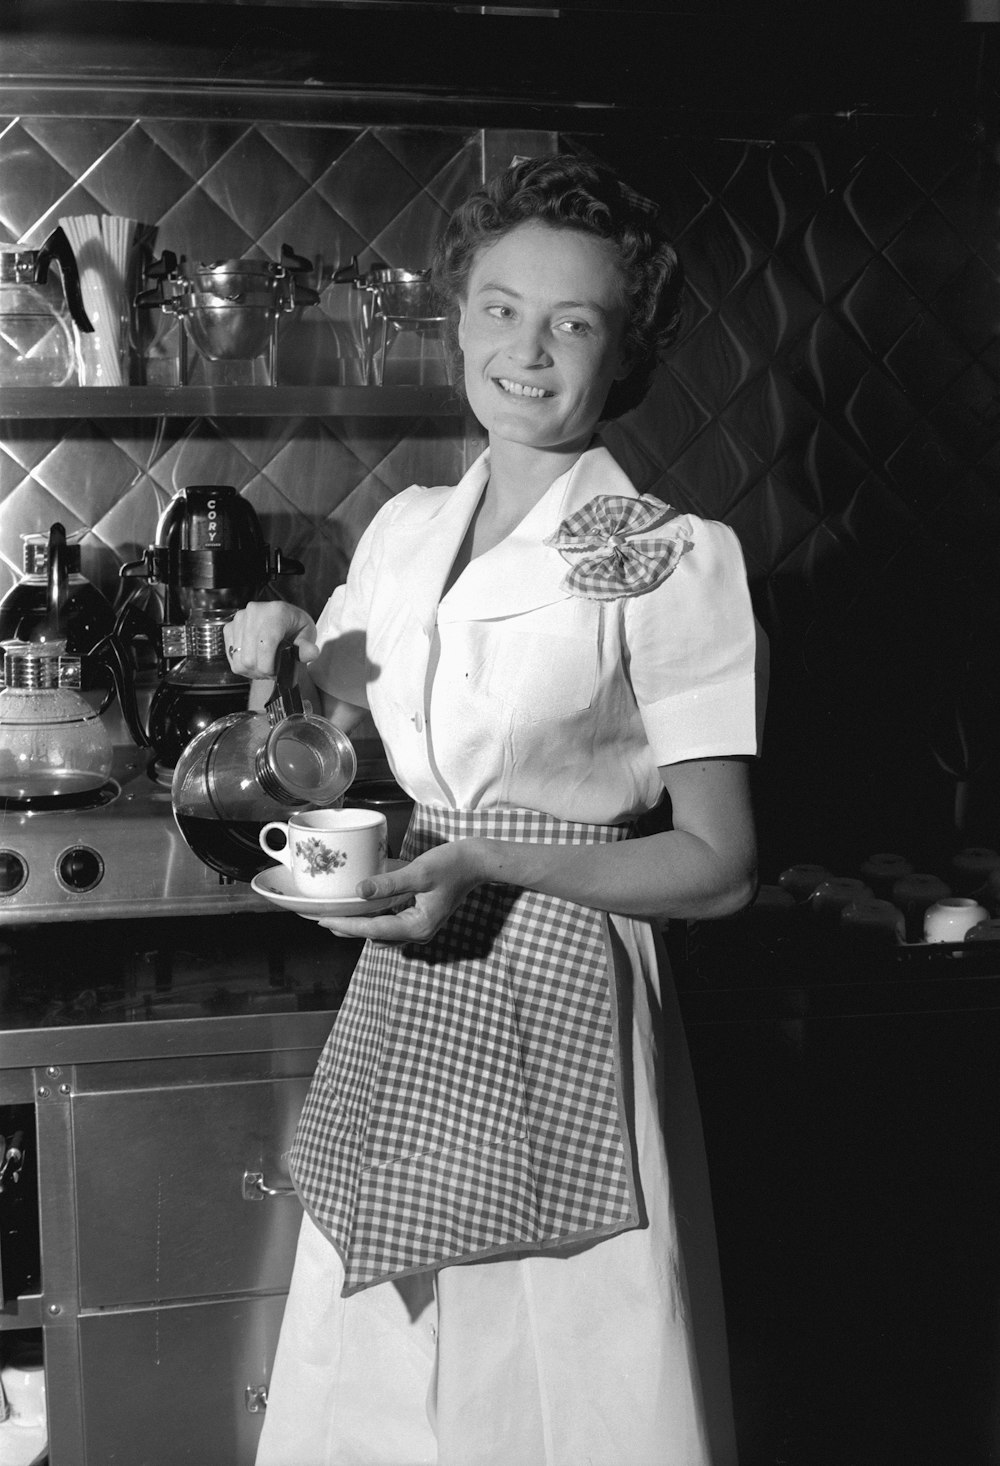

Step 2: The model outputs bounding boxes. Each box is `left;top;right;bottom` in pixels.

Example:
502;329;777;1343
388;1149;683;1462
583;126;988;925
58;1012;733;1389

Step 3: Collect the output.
457;221;630;457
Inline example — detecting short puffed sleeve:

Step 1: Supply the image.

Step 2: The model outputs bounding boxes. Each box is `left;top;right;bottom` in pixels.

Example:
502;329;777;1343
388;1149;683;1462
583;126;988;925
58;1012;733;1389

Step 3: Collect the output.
308;500;393;708
624;515;767;765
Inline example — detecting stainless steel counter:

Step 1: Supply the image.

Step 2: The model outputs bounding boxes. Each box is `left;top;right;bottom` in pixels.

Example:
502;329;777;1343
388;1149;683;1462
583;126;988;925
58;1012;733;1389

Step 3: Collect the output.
0;919;359;1466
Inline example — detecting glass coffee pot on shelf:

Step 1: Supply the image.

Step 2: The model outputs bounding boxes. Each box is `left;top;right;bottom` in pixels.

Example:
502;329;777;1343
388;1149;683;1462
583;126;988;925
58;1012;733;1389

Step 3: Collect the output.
171;644;357;882
0;226;94;387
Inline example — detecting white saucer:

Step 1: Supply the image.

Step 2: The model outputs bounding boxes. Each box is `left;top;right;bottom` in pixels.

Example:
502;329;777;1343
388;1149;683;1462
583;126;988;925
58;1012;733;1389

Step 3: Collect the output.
251;860;404;921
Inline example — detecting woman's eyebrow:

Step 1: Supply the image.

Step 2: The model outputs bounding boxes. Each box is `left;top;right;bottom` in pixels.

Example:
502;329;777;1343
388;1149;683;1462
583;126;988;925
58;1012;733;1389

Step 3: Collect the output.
474;281;609;315
555;299;610;315
474;280;520;297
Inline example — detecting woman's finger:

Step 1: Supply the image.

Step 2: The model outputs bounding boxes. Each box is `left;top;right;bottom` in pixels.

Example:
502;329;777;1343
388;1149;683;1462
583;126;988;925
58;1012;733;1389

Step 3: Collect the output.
355;864;419;902
320;904;433;943
293;631;321;664
224;604;317;678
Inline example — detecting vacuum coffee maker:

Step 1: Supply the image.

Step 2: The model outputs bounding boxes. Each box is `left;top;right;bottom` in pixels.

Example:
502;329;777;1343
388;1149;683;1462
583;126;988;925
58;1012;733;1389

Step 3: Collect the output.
109;485;303;781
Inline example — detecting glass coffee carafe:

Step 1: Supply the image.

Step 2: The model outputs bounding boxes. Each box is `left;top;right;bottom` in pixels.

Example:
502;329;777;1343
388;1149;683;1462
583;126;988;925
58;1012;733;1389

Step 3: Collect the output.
0;640;114;805
171;645;357;881
0;227;93;387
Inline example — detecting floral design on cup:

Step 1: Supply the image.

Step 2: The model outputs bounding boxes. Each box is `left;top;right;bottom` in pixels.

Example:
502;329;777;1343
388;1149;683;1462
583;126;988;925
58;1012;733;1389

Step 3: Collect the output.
296;837;348;876
258;807;389;899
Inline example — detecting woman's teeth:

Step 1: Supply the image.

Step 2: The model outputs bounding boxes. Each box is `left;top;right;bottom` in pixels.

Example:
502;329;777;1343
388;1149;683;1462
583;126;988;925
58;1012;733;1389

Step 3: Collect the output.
497;378;549;398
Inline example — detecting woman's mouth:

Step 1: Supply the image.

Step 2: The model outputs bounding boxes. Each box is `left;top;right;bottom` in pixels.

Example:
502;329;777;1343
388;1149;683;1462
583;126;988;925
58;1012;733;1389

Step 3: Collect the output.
495;377;552;399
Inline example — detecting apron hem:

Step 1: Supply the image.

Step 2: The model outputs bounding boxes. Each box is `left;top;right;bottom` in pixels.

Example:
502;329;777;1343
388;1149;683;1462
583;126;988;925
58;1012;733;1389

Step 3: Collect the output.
339;1211;643;1296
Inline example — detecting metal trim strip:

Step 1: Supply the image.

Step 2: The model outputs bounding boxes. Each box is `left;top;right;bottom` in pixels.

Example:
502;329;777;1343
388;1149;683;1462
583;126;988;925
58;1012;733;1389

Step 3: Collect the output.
0;1009;338;1069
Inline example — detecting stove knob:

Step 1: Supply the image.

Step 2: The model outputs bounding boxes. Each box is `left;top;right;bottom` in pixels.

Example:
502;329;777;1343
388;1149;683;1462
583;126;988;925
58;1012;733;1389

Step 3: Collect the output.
0;850;27;896
57;846;104;893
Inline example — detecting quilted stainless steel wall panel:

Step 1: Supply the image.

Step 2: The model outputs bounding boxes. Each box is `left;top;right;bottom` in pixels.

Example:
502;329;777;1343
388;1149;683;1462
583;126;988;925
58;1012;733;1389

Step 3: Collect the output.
569;131;1000;869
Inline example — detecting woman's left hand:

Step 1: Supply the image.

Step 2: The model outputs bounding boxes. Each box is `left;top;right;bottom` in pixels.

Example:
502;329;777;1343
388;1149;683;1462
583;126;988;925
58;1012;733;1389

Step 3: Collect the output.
319;839;487;943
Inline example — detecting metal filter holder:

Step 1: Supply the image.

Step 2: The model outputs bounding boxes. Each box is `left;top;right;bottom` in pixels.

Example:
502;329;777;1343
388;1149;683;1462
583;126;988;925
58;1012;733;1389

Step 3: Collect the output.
136;244;318;384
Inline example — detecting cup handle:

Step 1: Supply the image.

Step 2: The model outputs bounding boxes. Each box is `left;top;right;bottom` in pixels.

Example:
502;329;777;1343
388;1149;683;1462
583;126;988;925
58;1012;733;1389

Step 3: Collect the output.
259;821;292;868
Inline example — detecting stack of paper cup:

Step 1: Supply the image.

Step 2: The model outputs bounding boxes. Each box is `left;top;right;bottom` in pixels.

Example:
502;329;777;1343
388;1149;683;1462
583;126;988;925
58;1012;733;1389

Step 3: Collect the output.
58;214;138;385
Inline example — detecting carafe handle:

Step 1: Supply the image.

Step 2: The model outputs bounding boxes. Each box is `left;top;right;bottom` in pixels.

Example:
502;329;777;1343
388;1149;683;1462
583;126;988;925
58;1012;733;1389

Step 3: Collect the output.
94;599;159;748
39;226;94;334
279;243;314;275
87;625;141;722
332;253;363;286
46;521;67;638
265;641;305;724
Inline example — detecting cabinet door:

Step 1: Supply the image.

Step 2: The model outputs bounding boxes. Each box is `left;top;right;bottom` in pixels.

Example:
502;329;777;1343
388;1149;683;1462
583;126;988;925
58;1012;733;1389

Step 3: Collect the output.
73;1076;308;1307
79;1293;285;1465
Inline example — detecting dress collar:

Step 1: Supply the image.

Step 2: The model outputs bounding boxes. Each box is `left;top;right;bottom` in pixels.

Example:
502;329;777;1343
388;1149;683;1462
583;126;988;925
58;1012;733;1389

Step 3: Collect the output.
381;443;640;630
435;444;639;624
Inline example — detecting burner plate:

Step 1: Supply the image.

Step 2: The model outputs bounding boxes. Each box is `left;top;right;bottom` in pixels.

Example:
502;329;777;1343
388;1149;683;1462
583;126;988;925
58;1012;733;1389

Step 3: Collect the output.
0;779;121;815
0;747;268;923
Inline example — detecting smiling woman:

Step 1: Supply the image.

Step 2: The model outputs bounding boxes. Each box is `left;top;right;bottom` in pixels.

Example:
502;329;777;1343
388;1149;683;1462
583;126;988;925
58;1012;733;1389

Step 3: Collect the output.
433;154;683;425
230;155;766;1466
457;223;630;459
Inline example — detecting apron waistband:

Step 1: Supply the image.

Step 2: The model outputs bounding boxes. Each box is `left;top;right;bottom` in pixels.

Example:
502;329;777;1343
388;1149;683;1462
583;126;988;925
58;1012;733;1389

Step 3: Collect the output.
406;803;631;856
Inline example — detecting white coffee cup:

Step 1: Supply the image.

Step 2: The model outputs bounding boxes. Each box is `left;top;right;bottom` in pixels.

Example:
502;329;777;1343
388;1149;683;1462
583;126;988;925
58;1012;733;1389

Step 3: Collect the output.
923;896;989;943
258;808;388;897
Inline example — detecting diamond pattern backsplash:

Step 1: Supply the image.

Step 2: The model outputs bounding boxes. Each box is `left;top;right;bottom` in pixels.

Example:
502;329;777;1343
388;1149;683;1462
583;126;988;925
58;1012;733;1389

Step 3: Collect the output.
4;108;1000;868
0;118;481;620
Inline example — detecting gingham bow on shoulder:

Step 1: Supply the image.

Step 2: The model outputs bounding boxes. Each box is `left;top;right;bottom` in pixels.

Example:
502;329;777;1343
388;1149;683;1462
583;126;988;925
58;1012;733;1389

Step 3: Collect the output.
544;494;694;601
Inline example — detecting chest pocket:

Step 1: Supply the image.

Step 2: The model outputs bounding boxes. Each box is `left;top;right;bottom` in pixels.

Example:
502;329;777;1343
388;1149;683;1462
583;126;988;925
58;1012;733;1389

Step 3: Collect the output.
482;618;599;724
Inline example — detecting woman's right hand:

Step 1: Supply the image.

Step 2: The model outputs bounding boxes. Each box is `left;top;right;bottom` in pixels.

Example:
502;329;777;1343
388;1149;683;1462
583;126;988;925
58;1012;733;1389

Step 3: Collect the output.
224;601;320;680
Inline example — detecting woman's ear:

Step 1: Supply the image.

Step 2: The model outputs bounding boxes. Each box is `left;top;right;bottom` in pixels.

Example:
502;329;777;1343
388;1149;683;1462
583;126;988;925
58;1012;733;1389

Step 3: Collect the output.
457;300;467;352
613;340;633;382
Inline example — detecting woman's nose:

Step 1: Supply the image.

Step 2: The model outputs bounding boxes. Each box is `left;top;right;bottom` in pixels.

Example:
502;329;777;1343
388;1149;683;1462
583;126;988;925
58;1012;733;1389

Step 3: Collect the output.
509;319;550;366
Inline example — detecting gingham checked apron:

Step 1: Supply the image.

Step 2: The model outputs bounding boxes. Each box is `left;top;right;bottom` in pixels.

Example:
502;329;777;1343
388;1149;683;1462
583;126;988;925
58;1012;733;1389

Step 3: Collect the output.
288;804;640;1296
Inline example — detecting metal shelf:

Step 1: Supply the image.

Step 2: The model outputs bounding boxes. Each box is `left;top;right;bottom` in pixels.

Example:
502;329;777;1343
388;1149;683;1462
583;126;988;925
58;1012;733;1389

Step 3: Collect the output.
0;385;465;420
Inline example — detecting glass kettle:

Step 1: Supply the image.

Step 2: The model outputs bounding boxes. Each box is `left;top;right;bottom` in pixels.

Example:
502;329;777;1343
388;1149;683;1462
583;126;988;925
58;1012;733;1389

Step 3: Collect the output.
171;644;357;881
0;227;94;387
0;640;114;804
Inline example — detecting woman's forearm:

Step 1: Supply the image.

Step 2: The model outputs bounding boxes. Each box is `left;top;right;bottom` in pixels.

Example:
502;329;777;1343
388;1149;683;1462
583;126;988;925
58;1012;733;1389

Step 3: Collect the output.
468;758;758;922
470;829;757;923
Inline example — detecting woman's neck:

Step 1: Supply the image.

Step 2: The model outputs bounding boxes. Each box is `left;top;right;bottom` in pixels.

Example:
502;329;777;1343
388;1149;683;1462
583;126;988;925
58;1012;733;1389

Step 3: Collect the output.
444;439;592;591
484;437;591;521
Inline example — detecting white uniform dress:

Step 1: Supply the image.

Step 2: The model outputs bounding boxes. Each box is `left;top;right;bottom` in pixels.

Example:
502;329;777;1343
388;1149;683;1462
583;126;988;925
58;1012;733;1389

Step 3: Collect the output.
256;443;764;1466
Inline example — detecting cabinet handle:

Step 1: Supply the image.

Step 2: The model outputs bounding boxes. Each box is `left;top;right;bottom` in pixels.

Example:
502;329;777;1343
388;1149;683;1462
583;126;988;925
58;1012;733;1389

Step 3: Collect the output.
241;1169;297;1201
245;1384;268;1413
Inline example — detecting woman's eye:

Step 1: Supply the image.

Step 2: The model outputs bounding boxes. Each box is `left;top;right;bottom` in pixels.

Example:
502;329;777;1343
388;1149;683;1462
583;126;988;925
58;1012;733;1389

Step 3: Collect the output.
556;319;591;336
487;304;513;320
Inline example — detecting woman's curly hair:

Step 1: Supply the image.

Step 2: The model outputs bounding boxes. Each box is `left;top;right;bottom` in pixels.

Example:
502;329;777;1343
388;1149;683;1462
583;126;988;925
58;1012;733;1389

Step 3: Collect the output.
430;154;683;421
